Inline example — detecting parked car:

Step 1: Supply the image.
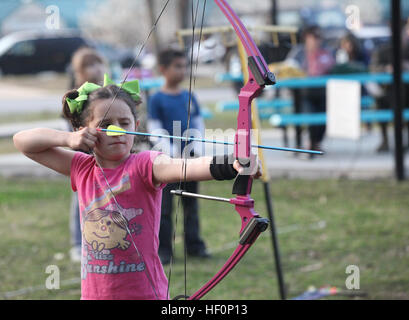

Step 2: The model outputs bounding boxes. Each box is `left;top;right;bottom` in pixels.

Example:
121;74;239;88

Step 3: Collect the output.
0;30;91;75
93;42;136;69
0;29;136;76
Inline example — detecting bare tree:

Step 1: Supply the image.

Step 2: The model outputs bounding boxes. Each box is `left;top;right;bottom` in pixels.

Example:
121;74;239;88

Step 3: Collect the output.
80;0;184;53
79;0;151;48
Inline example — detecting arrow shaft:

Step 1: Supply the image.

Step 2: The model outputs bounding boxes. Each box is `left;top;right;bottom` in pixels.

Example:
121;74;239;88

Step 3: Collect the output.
99;128;323;155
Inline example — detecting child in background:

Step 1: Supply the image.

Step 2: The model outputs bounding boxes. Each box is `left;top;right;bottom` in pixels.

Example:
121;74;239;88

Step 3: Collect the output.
147;48;209;265
68;47;108;263
70;47;106;88
13;74;259;299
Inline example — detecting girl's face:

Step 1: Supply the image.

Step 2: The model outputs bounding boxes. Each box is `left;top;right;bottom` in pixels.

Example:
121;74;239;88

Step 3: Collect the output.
77;62;106;86
87;98;138;162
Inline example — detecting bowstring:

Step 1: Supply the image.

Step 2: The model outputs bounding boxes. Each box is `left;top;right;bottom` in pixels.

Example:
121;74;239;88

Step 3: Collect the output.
165;0;206;300
92;0;171;300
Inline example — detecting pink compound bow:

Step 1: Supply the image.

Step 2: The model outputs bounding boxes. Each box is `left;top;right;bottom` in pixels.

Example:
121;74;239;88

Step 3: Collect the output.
171;0;276;300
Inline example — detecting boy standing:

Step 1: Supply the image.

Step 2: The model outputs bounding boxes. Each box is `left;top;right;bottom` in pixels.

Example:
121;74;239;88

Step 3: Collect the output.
148;48;210;265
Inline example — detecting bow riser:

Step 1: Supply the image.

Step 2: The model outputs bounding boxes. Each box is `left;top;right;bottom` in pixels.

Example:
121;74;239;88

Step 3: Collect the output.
235;74;264;161
232;68;263;197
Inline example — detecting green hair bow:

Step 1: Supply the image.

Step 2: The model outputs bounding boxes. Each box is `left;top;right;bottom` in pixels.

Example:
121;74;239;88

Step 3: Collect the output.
66;74;141;114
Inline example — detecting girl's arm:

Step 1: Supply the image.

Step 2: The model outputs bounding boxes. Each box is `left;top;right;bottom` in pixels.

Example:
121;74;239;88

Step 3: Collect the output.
13;127;97;176
152;154;261;185
153;155;213;184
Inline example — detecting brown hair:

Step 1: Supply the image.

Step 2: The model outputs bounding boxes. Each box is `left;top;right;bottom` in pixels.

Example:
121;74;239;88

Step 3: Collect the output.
158;48;186;68
71;47;105;74
62;84;141;130
302;25;322;41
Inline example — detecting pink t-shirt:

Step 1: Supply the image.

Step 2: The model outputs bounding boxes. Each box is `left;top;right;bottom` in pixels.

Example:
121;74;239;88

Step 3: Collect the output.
70;151;168;300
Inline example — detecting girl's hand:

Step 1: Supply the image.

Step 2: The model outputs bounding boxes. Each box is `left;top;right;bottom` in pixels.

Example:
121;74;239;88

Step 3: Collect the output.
68;127;99;152
233;154;262;179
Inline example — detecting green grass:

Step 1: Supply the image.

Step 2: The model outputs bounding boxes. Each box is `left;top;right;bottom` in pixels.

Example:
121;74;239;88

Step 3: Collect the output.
1;176;409;300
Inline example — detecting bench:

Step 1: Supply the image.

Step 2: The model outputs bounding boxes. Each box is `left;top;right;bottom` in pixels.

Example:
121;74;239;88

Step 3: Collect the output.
201;107;213;119
217;72;409;146
216;98;293;112
269;109;409;127
217;96;375;120
139;77;165;91
216;72;409;86
217;98;292;120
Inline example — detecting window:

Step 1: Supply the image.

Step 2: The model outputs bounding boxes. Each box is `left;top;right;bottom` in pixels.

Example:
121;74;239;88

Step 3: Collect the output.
7;40;36;56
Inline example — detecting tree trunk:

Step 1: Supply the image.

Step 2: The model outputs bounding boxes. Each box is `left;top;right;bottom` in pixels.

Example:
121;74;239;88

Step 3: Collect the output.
146;0;161;58
179;0;190;29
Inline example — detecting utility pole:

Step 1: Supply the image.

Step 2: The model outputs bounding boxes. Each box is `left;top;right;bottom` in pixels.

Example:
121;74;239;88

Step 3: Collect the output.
391;0;406;180
271;0;278;25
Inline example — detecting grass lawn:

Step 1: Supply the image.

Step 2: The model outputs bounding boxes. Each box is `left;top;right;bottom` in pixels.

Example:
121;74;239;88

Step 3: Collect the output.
0;176;408;300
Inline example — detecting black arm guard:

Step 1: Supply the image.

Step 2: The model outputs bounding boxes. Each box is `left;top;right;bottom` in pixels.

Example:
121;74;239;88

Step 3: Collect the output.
210;154;238;180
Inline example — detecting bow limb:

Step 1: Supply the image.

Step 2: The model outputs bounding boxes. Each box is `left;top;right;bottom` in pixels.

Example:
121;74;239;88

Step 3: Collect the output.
214;0;276;86
189;245;253;300
214;0;275;197
188;201;268;300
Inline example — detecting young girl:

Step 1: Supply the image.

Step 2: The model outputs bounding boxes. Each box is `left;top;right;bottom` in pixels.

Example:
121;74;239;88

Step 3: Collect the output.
13;75;259;300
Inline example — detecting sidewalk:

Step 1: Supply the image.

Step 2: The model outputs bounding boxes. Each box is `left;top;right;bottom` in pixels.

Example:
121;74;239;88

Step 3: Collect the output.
1;121;408;179
0;119;67;178
0;119;67;138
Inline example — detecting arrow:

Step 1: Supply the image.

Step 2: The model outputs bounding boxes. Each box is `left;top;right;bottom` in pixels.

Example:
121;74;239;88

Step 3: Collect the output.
97;125;324;155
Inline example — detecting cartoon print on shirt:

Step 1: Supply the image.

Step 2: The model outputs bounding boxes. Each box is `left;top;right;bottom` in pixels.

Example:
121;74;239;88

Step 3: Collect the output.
83;206;143;252
79;171;148;279
81;205;145;280
83;208;130;252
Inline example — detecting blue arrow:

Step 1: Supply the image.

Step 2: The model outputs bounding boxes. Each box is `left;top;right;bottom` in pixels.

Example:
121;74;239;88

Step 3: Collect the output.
98;127;324;155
